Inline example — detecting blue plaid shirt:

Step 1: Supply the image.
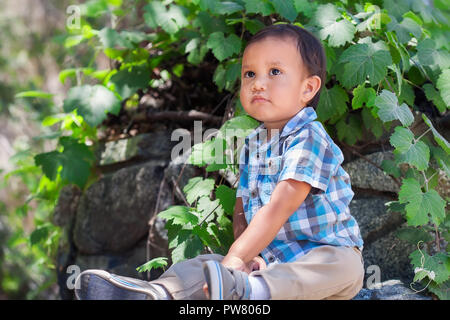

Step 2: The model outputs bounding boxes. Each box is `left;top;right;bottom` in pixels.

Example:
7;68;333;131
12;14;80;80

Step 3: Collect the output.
236;107;364;265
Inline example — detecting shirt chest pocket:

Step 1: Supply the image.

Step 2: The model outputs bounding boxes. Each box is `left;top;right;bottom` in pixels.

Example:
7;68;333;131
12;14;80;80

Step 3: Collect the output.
258;156;283;201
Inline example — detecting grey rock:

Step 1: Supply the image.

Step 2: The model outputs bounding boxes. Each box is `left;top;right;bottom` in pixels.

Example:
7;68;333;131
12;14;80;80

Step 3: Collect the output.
350;195;404;241
74;239;166;281
352;280;433;300
163;147;199;204
343;151;399;193
96;131;176;166
349;194;416;284
362;226;417;285
73;160;168;254
52;184;82;227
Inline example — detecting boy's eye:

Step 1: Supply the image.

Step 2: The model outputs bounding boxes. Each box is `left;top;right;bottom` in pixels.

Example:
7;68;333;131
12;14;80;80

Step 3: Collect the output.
244;71;255;78
270;68;281;76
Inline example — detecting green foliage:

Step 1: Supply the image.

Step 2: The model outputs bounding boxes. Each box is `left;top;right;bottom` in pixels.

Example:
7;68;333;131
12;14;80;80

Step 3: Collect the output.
136;257;168;273
6;0;450;299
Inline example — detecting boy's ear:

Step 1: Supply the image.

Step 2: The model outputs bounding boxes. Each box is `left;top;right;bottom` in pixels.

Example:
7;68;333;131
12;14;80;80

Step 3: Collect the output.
302;75;321;100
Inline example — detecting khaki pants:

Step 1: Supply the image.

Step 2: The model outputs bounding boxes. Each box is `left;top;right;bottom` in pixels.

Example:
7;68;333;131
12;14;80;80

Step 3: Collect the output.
150;245;364;300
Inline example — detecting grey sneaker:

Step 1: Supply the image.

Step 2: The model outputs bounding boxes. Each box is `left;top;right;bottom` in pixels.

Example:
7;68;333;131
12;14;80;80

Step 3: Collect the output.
74;269;166;300
202;260;251;300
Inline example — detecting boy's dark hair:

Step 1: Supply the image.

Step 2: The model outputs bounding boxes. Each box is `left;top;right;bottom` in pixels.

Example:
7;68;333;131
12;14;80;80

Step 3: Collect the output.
245;24;327;109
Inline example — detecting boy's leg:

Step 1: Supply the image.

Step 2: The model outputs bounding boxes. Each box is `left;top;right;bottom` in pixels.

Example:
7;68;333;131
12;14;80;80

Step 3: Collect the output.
151;253;224;300
250;245;364;300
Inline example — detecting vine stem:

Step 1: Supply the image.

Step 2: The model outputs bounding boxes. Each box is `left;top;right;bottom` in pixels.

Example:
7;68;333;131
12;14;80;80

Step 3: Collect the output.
415;128;432;143
420;170;441;252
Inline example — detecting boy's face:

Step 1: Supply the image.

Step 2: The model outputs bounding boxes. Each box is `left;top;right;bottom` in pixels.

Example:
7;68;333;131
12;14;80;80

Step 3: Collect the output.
240;36;320;132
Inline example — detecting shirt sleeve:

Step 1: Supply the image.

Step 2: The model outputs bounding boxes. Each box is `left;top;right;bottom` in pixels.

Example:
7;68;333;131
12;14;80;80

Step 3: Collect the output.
278;127;342;193
236;139;248;198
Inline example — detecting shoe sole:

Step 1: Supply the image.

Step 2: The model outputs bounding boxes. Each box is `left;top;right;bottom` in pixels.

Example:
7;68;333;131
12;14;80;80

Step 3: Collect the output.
203;261;223;300
75;270;152;300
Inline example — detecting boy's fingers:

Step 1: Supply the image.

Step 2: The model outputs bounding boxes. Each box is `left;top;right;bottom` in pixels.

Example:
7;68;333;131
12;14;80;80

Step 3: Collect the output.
203;283;210;299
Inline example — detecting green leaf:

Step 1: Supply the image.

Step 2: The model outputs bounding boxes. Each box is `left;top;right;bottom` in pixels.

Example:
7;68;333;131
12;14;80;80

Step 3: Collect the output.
108;64;151;99
410;250;450;285
193;11;229;35
15;91;54;99
387;17;422;44
395;227;434;244
197;197;221;223
171;234;204;263
375;90;414;127
59;137;95;187
98;28;132;49
316;85;348;122
336;114;363;145
271;0;297;22
314;4;355;47
136;257;168;273
428;279;450;300
399;178;446;226
362;107;384;139
244;19;266;35
211;1;244;15
294;0;318;18
381;159;401;178
338;44;392;88
430;145;450;178
158;206;199;225
187;43;209;65
207;32;241;62
34;151;61;181
215;185;236;215
423;84;447;113
385;31;411;72
183;177;215;205
352;84;376;110
30;224;50;246
390;127;430;170
417;39;450;70
166;223;192;249
243;0;274;16
192;225;216;247
385;200;406;213
437;69;450;107
143;2;189;34
34;137;95;188
383;0;410;20
219;115;260;136
81;0;109;18
422;114;450;154
63;85;121;127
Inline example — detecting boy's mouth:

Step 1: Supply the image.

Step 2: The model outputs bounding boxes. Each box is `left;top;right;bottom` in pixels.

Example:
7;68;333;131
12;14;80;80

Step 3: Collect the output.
251;95;269;103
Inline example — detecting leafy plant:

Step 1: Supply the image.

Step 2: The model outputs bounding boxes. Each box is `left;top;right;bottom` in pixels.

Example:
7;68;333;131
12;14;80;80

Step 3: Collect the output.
7;0;449;299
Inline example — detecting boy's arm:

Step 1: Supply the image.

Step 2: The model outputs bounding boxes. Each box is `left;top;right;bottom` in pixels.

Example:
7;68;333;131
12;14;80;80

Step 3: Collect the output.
222;179;311;270
233;197;247;240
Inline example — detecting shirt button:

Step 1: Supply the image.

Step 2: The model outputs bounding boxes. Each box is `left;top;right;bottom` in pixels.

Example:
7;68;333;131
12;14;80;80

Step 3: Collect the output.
251;190;257;198
268;256;275;262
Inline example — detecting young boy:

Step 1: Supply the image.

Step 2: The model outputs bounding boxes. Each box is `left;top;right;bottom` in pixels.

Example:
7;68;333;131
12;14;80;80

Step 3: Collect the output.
75;24;364;300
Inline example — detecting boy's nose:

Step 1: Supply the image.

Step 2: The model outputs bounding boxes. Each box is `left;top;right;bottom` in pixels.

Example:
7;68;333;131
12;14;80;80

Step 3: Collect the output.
251;77;267;92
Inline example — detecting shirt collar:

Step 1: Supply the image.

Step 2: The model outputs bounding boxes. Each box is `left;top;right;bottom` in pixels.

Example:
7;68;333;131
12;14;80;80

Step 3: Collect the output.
246;107;317;143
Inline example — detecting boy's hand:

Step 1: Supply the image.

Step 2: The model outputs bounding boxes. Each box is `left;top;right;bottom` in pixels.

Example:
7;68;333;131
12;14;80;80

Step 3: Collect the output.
202;255;267;299
247;256;267;272
221;255;250;273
